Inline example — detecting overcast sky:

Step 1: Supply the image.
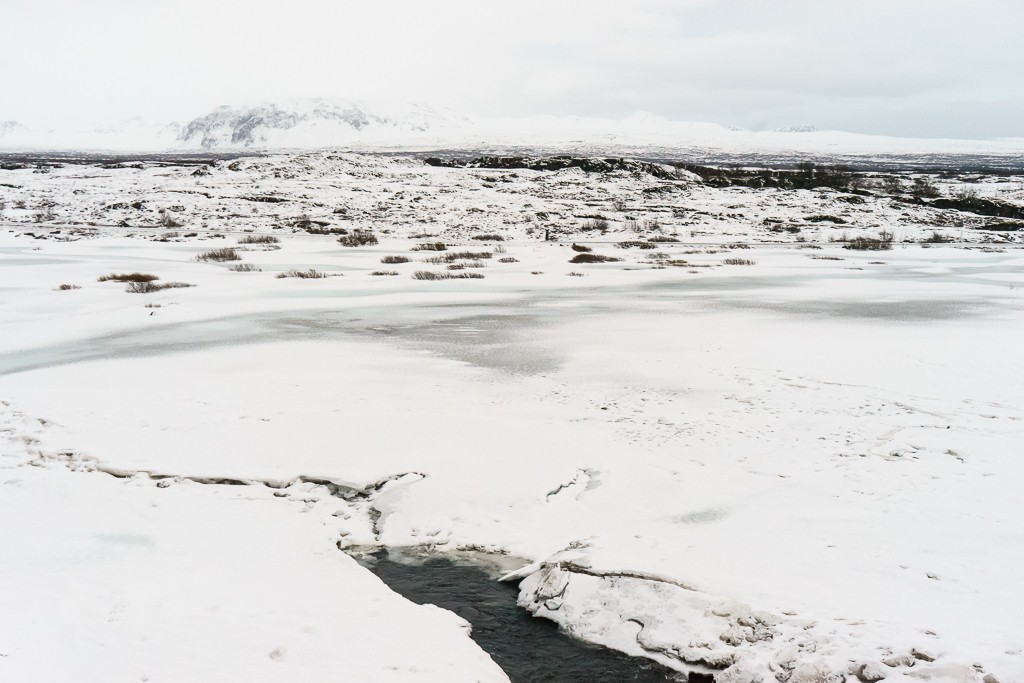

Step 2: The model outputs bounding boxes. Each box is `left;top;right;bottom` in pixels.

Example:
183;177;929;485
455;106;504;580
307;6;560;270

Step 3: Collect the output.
3;0;1022;138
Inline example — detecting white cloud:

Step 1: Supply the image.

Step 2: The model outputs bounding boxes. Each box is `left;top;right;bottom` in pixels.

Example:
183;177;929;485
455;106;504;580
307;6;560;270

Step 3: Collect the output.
1;0;1021;138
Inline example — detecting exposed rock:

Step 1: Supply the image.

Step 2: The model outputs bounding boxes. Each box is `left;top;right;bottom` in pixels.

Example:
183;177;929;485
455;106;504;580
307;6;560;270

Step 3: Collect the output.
424;155;678;180
711;601;752;618
883;654;916;668
789;661;839;683
854;661;888;682
717;663;763;683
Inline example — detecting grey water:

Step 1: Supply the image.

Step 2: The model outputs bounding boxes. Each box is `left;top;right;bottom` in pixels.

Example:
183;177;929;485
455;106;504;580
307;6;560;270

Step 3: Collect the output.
363;549;689;683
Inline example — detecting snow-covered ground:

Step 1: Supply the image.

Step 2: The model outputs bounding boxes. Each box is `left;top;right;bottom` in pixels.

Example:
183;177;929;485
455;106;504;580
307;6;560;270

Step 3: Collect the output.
1;154;1023;682
1;152;1021;246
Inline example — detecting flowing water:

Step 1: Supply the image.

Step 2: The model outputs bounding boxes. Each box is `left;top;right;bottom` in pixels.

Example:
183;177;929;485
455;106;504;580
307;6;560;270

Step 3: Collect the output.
362;549;691;683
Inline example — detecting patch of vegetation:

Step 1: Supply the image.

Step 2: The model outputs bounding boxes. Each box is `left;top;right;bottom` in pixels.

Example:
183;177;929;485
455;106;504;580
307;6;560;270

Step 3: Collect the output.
98;272;159;283
276;269;329;279
381;255;410;264
647;236;680;242
471;234;505;241
616;240;657;249
844;231;894;251
569;253;623;264
196;248;241;262
126;281;194;293
57;283;80;290
159;209;182;228
921;231;955;244
370;270;399;276
571;243;592;252
911;177;941;199
411;242;447;251
238;234;279;244
338;230;378;247
423;251;492;264
229;263;261;272
411;270;486;281
805;215;847;224
412;270;448;280
305;226;349;235
581;218;610;232
498;257;518;263
448;251;492;260
241;195;288;203
723;258;756;266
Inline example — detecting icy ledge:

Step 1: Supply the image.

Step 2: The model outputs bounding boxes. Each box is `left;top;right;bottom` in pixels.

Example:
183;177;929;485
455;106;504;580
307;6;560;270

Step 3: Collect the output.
512;550;1004;683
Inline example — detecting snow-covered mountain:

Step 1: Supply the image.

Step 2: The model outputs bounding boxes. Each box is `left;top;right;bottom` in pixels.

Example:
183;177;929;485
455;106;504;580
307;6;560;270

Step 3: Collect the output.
0;118;181;151
775;124;818;133
177;99;472;149
0;120;26;135
1;100;1023;157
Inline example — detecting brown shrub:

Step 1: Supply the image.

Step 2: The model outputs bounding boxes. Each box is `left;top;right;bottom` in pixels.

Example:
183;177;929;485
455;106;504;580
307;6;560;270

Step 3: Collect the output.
195;248;240;262
569;253;622;264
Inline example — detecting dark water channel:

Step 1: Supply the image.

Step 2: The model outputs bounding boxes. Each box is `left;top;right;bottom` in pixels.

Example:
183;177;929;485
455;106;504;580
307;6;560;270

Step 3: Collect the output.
363;549;689;683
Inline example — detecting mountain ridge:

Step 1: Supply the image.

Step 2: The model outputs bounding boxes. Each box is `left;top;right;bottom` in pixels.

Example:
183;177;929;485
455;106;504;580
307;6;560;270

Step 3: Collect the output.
2;99;1023;156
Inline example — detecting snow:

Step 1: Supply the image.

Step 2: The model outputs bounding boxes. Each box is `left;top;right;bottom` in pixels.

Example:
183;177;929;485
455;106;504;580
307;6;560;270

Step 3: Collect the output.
0;428;509;683
1;153;1023;682
1;152;1020;248
3;99;1024;157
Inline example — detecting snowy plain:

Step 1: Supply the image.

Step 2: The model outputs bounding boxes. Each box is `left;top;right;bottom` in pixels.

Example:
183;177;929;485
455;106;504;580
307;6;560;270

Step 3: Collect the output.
1;153;1023;683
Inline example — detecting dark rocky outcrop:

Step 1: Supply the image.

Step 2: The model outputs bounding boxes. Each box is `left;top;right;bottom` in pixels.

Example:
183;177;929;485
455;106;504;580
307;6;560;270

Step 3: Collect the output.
424;155;678;180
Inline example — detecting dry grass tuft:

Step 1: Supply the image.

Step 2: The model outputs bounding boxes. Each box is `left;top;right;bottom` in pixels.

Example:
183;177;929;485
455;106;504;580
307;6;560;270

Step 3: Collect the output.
126;281;194;293
844;232;894;251
98;272;159;283
276;269;329;279
196;248;241;262
237;234;279;244
338;230;378;247
411;270;485;281
412;270;448;280
569;253;622;264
